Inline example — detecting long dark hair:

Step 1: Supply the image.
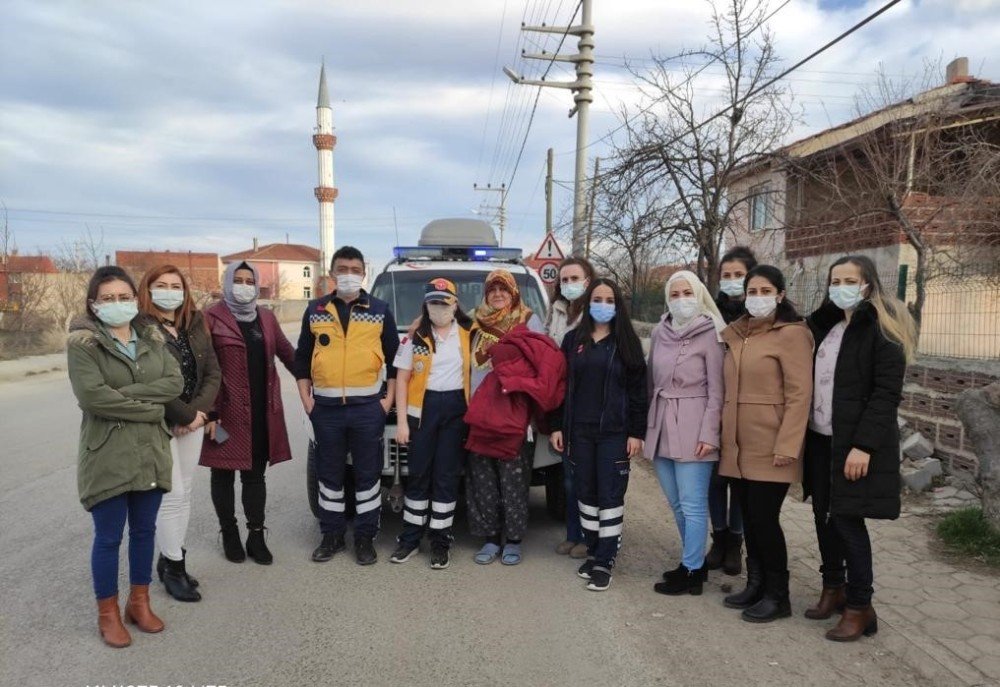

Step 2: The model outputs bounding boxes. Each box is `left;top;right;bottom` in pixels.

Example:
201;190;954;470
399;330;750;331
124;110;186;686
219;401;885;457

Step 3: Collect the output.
85;266;138;321
574;278;645;369
744;264;802;323
415;302;473;346
553;256;597;322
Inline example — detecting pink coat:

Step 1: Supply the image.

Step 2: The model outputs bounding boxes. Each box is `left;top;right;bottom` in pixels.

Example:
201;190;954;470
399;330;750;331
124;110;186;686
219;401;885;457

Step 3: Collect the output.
199;302;297;470
644;314;725;462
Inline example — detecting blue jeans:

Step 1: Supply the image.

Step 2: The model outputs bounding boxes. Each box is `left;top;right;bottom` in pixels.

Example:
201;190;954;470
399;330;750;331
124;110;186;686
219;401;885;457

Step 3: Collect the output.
311;400;386;538
708;462;743;534
90;489;164;599
654;458;714;570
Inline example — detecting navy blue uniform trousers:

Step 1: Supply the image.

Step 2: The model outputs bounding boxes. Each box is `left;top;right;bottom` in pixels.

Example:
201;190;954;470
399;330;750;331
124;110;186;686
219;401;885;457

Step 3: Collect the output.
570;422;630;573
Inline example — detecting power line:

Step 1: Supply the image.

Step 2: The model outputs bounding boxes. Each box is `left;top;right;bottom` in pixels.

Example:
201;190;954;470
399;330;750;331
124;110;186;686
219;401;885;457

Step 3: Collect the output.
475;0;510;182
503;0;583;196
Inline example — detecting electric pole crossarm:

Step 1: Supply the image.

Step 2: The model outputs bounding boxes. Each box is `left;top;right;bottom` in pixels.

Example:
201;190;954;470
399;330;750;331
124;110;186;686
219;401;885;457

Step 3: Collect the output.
515;78;580;89
521;51;584;63
521;23;594;37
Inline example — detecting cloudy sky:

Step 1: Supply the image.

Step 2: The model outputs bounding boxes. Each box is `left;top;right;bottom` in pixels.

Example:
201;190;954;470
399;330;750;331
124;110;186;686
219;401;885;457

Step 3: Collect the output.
2;0;998;270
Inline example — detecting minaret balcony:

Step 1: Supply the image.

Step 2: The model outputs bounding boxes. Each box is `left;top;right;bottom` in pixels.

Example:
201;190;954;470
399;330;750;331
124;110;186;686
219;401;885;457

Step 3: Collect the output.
314;187;339;202
313;134;337;150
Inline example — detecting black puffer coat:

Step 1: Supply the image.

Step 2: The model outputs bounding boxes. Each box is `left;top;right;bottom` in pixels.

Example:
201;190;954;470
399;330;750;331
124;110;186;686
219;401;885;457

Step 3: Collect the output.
806;300;907;520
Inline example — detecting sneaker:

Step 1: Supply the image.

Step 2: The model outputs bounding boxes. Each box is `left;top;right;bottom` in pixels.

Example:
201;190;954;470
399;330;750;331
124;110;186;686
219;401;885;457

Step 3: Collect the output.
311;533;345;563
587;570;612;591
355;537;378;566
577;559;595;579
390;543;418;564
430;545;450;570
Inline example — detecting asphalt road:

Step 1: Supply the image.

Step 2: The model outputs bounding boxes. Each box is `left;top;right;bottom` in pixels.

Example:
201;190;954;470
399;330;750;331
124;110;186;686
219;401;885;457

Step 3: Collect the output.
0;364;948;687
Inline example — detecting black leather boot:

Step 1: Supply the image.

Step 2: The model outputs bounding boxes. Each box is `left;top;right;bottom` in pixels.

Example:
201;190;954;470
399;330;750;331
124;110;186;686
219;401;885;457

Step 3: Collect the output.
653;565;707;596
705;529;727;570
182;548;199;588
158;549;200;588
742;570;792;623
161;556;201;602
723;558;764;609
246;526;273;565
220;522;246;563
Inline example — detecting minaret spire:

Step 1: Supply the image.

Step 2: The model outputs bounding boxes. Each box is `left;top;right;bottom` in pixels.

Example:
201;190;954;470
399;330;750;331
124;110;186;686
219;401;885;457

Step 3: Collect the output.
313;61;337;293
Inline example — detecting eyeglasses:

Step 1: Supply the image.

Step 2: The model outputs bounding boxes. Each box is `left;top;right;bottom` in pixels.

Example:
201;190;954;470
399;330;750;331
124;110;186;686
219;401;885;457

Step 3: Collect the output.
94;294;135;304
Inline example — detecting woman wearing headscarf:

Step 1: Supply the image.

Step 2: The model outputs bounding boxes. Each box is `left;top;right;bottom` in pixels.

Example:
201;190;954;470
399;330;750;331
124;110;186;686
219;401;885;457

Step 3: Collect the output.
465;269;547;566
645;271;726;596
200;262;296;565
136;264;221;602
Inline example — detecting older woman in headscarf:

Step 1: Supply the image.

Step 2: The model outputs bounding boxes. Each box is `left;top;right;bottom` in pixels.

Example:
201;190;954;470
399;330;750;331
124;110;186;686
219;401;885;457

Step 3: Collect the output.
200;261;296;565
466;269;546;566
646;270;727;596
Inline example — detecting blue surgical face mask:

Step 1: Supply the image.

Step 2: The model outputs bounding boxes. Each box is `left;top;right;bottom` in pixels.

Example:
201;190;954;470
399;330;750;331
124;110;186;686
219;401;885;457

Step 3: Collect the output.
151;288;185;311
93;301;138;327
561;281;587;302
589;302;616;323
829;283;867;310
719;278;745;297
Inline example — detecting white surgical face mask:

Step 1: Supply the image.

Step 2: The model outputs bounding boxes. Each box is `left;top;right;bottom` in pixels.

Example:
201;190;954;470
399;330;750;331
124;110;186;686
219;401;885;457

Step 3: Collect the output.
829;283;867;311
745;295;778;318
93;301;138;327
561;281;587;302
427;303;456;327
151;289;185;311
336;274;364;295
719;278;745;297
668;296;700;324
231;284;257;304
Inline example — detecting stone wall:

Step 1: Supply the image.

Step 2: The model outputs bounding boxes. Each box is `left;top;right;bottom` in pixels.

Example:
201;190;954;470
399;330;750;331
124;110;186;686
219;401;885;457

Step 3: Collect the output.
901;356;1000;473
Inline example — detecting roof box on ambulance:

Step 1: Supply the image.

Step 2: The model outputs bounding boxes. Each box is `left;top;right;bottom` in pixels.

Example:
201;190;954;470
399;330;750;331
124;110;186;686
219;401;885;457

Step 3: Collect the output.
417;218;498;247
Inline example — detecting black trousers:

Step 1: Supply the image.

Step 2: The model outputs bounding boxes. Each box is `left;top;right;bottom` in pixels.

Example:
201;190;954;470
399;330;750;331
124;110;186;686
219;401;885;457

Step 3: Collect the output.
734;478;789;576
804;430;875;606
210;448;268;529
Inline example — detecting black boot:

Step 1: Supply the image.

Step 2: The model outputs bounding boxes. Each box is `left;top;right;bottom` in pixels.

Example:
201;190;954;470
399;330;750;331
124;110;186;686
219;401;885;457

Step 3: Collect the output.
220;522;246;563
705;529;728;570
246;526;273;565
742;570;792;623
723;558;764;609
161;556;201;602
661;562;685;582
722;532;743;576
653;565;706;596
182;548;199;588
157;551;200;588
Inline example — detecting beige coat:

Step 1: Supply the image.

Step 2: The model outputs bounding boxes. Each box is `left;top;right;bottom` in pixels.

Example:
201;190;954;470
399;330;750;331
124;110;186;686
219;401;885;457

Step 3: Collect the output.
718;315;814;484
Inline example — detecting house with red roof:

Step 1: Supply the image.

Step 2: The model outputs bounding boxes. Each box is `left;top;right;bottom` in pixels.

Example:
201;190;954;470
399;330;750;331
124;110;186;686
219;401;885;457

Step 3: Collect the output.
221;240;322;300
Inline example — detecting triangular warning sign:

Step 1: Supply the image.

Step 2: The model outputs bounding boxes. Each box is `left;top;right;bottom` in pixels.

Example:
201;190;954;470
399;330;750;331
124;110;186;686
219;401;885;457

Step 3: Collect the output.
534;232;565;261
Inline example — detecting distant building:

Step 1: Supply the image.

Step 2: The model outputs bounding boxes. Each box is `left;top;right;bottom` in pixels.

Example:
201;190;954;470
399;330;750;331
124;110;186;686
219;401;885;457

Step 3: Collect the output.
115;250;222;294
221;241;321;301
0;253;58;312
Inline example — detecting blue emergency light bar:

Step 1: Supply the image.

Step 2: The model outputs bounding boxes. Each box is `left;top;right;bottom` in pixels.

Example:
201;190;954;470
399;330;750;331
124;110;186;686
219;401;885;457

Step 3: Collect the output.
393;246;523;261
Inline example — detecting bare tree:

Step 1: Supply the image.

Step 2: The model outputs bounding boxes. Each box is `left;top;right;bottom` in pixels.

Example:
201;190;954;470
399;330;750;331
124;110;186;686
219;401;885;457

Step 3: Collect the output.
53;224;107;272
787;70;1000;325
605;0;798;291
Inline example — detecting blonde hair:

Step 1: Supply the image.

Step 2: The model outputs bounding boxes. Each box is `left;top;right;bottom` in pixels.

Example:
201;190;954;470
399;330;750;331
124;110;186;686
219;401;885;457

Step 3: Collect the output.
829;256;918;362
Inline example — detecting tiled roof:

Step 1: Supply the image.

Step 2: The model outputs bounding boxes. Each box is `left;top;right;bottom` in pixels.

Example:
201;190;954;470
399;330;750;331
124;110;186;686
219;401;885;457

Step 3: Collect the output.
222;243;321;263
0;255;58;273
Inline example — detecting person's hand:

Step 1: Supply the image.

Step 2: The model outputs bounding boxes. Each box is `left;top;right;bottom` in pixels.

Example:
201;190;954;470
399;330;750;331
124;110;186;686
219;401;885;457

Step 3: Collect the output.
174;425;190;436
396;422;410;445
773;454;796;467
695;442;716;459
302;395;315;416
205;421;217;441
549;431;564;452
380;396;393;415
186;411;207;432
844;448;871;481
627;437;644;459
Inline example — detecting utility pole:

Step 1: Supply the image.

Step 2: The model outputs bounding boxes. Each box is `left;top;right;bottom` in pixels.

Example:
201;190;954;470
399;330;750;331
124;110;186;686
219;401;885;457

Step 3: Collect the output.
585;156;599;259
545;147;554;236
504;0;594;257
473;182;508;246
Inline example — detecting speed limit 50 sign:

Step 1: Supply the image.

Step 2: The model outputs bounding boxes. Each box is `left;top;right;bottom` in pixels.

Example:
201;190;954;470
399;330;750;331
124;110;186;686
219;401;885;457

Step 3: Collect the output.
538;261;559;284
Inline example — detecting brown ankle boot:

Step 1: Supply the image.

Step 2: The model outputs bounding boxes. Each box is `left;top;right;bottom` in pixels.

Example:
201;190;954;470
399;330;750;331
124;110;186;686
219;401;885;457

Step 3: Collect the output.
826;605;878;641
97;596;132;648
804;586;847;620
124;584;164;633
